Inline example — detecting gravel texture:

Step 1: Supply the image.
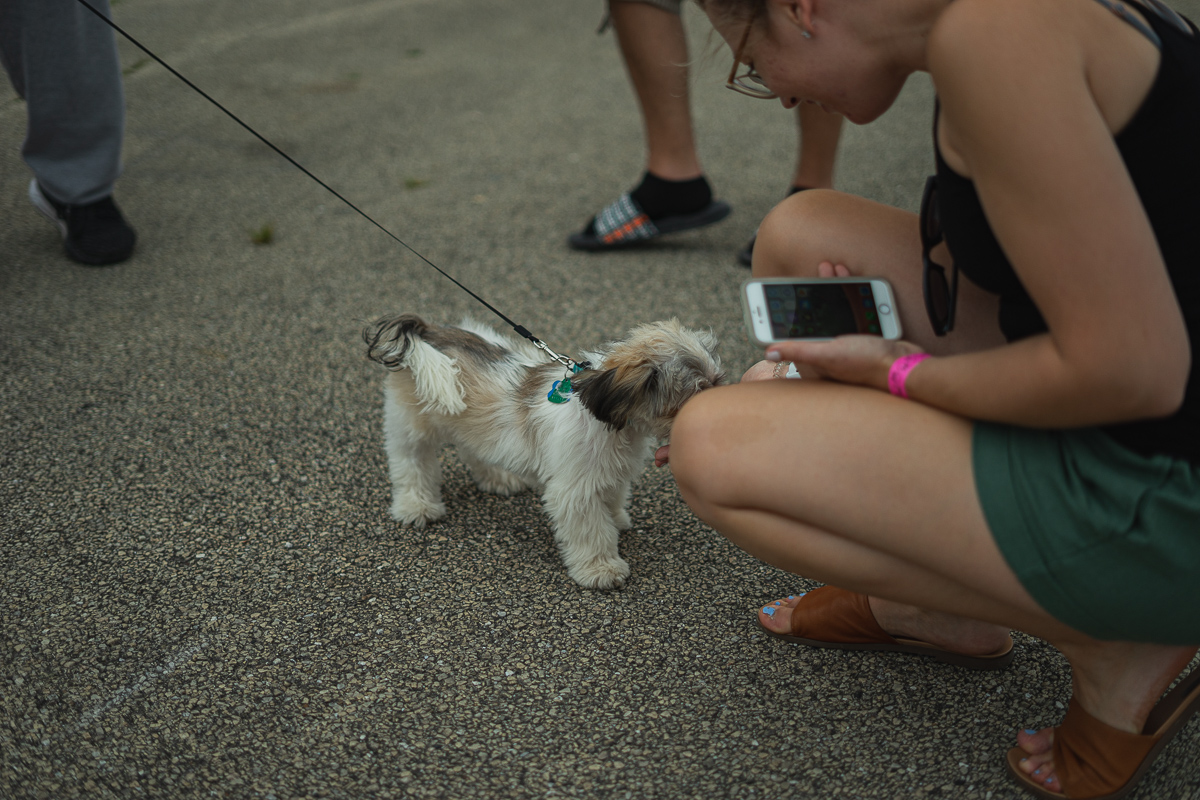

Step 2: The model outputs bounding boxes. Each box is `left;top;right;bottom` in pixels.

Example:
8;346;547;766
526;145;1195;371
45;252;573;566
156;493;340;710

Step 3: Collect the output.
2;0;1198;797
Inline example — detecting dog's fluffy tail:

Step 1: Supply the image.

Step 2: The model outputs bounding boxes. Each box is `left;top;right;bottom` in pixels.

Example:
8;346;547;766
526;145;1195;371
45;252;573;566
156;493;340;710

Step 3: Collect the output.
364;314;467;415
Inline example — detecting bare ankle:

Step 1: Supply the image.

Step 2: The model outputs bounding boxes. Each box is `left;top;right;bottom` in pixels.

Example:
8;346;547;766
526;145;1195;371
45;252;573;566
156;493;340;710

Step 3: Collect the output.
1055;641;1198;732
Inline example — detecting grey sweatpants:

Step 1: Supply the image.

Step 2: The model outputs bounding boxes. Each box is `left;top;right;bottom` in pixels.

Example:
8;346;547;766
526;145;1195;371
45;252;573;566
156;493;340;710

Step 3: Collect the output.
0;0;125;205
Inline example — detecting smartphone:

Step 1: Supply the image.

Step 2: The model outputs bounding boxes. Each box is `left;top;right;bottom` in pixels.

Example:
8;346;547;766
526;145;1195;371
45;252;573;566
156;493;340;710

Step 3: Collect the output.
742;277;902;346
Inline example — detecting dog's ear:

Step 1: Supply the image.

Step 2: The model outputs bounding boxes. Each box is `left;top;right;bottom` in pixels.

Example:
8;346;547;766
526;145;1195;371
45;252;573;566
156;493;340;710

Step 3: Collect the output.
572;360;660;431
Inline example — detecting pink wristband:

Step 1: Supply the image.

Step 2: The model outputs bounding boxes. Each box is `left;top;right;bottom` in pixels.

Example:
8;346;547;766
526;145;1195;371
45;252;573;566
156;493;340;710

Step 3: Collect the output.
887;353;931;399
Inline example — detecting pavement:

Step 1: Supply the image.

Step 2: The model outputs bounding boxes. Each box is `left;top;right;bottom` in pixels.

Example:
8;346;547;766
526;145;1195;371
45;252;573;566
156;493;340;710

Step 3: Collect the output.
3;0;1199;798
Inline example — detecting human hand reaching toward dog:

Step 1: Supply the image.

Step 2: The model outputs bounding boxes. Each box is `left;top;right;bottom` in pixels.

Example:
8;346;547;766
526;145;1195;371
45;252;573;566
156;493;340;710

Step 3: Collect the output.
654;445;671;468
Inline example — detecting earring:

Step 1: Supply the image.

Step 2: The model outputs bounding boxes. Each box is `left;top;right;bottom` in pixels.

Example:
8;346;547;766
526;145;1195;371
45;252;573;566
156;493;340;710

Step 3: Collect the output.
802;29;812;39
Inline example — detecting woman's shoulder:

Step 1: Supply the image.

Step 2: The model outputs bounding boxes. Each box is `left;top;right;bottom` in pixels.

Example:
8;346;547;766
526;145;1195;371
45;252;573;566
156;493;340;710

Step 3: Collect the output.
929;0;1159;140
928;0;1098;176
926;0;1089;85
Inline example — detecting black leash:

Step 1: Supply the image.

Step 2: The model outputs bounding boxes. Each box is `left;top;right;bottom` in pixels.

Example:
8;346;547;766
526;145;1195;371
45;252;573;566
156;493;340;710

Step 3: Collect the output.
73;0;586;371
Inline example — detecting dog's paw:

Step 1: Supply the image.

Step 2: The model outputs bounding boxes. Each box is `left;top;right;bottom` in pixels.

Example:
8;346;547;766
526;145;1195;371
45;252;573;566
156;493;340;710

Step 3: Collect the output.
390;498;446;528
612;509;632;531
568;557;631;590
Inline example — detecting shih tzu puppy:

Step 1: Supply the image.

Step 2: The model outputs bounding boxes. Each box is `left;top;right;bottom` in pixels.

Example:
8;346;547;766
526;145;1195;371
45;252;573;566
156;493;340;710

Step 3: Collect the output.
363;314;723;589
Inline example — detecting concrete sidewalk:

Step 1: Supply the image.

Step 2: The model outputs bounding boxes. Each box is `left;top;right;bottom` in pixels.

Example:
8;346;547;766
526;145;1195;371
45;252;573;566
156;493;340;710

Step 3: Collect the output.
2;0;1198;797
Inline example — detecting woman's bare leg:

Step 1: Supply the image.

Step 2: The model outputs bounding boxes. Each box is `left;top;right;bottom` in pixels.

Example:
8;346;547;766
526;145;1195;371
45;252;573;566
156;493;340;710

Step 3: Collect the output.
673;382;1048;628
750;188;1005;356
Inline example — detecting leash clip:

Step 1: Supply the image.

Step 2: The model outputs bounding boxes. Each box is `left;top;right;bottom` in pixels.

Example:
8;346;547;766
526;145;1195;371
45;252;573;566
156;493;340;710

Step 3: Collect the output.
531;338;590;373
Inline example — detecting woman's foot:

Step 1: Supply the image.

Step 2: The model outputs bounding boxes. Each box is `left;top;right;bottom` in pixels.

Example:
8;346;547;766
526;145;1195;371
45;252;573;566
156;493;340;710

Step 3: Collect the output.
1010;641;1199;794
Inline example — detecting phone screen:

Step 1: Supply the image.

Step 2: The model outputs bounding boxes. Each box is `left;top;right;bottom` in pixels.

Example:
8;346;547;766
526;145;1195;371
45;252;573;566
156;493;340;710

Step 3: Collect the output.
763;282;885;338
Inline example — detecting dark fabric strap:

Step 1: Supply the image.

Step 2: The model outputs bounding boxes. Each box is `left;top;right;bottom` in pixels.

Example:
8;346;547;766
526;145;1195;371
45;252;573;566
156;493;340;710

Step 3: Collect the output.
1093;0;1163;47
1093;0;1196;47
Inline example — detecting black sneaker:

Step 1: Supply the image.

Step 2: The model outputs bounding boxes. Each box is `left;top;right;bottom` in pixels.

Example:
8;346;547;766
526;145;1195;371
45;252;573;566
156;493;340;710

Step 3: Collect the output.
29;179;137;266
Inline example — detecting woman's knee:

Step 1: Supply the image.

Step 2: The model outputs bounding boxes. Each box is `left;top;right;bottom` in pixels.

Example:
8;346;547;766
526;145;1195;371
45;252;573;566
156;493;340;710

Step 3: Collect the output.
751;190;919;281
668;389;734;503
748;188;864;278
752;189;840;277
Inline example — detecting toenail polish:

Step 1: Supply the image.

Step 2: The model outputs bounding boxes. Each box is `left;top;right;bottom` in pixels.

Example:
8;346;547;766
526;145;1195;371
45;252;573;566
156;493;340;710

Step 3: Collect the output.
1024;729;1038;735
1033;768;1041;776
762;606;775;617
774;601;782;606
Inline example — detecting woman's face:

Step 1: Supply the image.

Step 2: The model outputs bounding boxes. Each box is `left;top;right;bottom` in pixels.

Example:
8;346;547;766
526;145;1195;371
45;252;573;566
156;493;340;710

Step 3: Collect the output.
709;0;907;125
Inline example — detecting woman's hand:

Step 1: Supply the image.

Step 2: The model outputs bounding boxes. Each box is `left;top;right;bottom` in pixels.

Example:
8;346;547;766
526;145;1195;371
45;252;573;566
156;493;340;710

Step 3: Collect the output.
741;360;785;382
654;444;670;467
817;261;850;278
766;336;922;392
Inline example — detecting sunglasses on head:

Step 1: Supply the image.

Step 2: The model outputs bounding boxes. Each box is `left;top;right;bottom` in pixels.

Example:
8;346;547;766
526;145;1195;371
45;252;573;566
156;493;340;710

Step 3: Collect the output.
920;175;958;336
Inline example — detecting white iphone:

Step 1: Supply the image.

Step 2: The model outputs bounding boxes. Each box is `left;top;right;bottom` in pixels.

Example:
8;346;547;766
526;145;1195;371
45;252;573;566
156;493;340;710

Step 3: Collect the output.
741;277;903;346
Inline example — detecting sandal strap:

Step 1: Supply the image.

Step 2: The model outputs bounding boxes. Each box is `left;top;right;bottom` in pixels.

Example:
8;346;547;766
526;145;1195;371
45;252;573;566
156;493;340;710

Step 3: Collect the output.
1053;697;1157;797
788;587;897;644
593;193;659;244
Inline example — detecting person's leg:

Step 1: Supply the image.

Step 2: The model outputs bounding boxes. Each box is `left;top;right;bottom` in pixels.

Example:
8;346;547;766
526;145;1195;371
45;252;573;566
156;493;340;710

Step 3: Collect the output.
7;0;125;205
672;382;1047;633
608;0;700;181
670;379;1198;792
737;104;844;267
750;188;1005;355
1;0;136;265
569;1;729;249
1012;638;1198;793
790;104;843;191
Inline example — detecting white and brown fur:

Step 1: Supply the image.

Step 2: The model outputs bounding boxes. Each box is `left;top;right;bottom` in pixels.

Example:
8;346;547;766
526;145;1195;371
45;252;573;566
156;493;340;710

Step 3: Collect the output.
363;315;723;589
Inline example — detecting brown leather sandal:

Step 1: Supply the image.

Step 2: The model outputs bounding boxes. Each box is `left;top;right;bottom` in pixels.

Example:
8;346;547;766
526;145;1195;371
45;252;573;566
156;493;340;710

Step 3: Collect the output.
1006;667;1200;799
756;585;1015;671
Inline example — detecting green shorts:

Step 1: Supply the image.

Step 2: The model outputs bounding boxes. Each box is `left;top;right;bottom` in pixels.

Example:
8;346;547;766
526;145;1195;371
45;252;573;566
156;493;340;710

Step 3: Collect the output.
973;422;1200;645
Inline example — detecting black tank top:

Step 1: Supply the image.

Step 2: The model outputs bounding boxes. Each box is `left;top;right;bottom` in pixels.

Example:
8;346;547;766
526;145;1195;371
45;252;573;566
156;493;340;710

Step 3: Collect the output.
933;0;1200;462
